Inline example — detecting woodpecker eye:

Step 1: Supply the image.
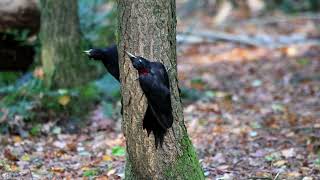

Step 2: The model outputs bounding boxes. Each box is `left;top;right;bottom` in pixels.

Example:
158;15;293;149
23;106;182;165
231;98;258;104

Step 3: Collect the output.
139;59;142;63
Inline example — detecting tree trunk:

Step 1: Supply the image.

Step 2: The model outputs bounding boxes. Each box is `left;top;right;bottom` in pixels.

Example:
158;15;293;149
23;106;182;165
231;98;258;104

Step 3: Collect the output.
118;0;204;179
40;0;95;88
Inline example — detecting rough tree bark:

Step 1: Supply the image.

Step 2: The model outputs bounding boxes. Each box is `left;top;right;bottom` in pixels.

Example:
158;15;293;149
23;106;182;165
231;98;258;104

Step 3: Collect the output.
118;0;204;179
40;0;96;88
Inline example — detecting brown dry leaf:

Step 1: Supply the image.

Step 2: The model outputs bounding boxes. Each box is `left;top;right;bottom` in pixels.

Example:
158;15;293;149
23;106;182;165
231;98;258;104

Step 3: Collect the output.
51;166;65;173
300;167;311;175
10;164;19;172
215;118;224;125
190;81;206;90
273;160;287;167
264;116;280;129
286;172;301;178
33;67;45;79
301;115;313;124
306;143;314;153
255;171;271;178
281;47;298;57
4;148;18;161
198;103;220;114
178;71;187;81
67;142;77;152
13;136;22;143
54;149;66;157
96;176;109;180
283;108;298;126
218;99;233;112
65;175;73;180
212;126;225;134
81;166;91;171
91;158;103;166
232;48;250;59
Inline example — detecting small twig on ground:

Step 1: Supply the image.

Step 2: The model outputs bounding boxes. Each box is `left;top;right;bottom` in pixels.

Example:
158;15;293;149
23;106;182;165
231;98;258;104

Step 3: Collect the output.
273;172;281;180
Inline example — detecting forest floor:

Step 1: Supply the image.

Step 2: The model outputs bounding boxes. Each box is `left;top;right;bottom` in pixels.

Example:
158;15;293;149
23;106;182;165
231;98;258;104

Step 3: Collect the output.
1;13;320;180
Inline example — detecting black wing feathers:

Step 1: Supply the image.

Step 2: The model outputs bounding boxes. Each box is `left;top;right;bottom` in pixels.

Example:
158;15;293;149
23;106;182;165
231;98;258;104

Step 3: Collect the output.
139;61;173;148
92;48;173;148
100;45;119;80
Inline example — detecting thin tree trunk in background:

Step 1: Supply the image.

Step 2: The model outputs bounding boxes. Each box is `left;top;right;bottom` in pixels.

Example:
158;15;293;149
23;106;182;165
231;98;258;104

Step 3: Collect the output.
40;0;96;88
118;0;204;179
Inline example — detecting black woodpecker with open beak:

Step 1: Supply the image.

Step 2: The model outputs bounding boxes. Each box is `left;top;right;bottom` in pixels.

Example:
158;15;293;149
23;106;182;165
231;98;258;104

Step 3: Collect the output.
84;45;119;81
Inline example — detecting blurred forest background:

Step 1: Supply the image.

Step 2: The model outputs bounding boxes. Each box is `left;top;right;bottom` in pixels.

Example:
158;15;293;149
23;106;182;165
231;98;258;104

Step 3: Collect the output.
0;0;319;179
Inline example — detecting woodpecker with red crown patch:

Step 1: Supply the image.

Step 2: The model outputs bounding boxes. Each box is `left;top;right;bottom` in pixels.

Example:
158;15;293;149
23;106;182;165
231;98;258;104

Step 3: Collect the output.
125;51;173;148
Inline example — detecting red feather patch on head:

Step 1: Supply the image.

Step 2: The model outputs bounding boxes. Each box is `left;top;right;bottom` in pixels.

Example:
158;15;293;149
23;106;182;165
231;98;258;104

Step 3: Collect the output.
138;68;149;75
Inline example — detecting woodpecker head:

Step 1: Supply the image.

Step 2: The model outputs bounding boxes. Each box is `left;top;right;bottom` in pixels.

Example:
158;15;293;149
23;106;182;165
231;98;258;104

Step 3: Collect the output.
84;48;105;60
125;51;150;74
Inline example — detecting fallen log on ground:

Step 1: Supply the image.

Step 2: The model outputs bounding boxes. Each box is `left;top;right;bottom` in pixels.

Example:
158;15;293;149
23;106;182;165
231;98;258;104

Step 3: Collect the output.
0;0;40;34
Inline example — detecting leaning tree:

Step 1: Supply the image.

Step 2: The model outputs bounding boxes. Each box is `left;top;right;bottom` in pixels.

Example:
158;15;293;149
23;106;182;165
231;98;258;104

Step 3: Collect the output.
118;0;204;179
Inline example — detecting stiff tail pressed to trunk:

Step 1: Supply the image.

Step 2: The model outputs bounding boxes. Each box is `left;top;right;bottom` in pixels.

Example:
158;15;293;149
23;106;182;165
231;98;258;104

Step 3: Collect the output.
143;105;167;148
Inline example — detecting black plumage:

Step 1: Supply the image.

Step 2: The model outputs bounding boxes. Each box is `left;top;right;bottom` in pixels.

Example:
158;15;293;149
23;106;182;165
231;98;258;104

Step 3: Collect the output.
84;44;119;81
85;46;172;148
126;51;173;148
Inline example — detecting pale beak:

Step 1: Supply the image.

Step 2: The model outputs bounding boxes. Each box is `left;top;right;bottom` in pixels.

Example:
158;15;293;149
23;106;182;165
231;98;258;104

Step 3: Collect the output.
125;51;136;59
84;49;92;55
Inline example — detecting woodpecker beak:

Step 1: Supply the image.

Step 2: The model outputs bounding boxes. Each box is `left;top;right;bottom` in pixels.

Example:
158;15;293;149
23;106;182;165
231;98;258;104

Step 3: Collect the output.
125;51;136;59
84;49;92;55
